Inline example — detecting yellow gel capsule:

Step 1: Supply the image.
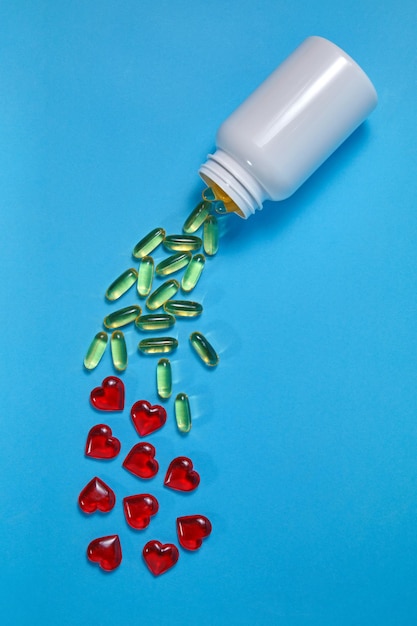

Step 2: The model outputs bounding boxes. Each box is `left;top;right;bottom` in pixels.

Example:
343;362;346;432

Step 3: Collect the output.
155;252;191;276
146;279;179;311
183;200;211;234
163;234;202;252
181;254;205;292
138;337;178;354
203;215;219;256
135;313;175;331
175;392;191;433
132;227;165;259
137;256;154;297
111;330;128;371
83;331;108;370
157;358;172;399
103;305;141;329
164;300;203;317
105;268;138;301
190;331;219;366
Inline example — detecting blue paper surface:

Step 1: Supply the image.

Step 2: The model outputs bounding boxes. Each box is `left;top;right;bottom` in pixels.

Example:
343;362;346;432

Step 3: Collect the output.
1;1;417;624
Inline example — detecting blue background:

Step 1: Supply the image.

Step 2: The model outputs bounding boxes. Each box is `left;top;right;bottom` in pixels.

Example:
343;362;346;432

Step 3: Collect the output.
1;1;417;624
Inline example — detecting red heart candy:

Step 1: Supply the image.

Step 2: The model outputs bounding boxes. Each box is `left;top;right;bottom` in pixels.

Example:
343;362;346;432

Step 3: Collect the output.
164;456;200;492
142;540;179;576
87;535;122;571
123;442;159;479
78;476;116;514
176;515;212;551
123;494;159;530
85;424;121;459
130;400;167;437
90;376;125;411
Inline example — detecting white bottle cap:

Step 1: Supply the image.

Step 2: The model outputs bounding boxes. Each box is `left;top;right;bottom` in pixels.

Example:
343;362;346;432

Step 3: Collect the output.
200;36;378;217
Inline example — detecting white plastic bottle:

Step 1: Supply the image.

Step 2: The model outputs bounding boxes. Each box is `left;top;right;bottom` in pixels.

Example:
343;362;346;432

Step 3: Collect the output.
199;36;377;218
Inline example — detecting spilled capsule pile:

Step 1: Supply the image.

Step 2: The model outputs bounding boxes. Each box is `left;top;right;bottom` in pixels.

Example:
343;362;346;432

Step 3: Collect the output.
83;186;224;433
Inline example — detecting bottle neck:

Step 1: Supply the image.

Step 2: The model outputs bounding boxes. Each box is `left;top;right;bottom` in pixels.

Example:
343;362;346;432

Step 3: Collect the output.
199;149;266;218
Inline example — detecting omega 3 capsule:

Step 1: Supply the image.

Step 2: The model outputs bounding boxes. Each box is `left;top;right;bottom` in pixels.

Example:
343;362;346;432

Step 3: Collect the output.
133;227;165;259
163;234;202;252
105;268;138;301
181;254;205;292
175;393;192;433
137;256;154;297
138;337;178;354
190;331;219;366
83;331;108;370
157;358;172;399
103;305;141;329
111;330;128;371
146;279;179;311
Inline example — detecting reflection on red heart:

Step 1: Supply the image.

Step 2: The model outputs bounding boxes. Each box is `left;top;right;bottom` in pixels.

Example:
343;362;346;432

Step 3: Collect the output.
122;443;159;479
78;476;116;514
164;456;200;492
87;535;122;571
130;400;167;437
142;540;179;576
90;376;125;411
176;515;212;550
123;494;159;530
85;424;121;459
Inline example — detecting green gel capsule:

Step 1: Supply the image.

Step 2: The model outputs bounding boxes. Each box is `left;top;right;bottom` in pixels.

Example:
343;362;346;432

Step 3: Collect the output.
203;215;219;256
164;300;203;317
135;313;175;331
183;200;211;234
181;253;205;292
175;392;191;433
83;331;108;370
163;234;202;252
137;256;154;297
138;337;178;354
190;331;219;366
146;279;179;311
132;227;165;259
157;358;172;399
103;305;141;329
155;252;191;276
111;330;127;371
202;187;216;202
105;268;138;301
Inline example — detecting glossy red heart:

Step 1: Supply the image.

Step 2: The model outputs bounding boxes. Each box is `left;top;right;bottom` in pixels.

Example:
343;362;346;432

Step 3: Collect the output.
164;456;200;492
87;535;122;571
122;442;159;479
90;376;125;411
130;400;167;437
78;476;116;514
85;424;121;459
123;494;159;530
142;540;179;576
176;515;212;550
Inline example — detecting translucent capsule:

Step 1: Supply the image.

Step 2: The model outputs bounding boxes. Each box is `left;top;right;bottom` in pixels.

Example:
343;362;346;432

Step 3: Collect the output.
190;331;219;366
157;358;172;399
137;256;154;297
163;234;202;252
132;227;165;259
181;254;205;292
138;337;178;354
164;300;203;317
155;252;191;276
103;305;141;329
146;279;179;311
175;393;191;434
183;200;211;234
135;313;175;331
202;187;216;202
203;215;219;256
111;330;128;371
83;331;108;370
105;268;138;301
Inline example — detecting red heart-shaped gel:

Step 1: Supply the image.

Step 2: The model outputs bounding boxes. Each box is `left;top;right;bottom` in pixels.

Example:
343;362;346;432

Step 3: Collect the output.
164;457;200;492
85;424;121;459
90;376;125;411
122;443;159;479
87;535;122;571
142;540;179;576
123;494;159;530
78;477;116;514
177;515;212;550
130;400;167;437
